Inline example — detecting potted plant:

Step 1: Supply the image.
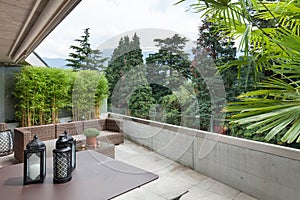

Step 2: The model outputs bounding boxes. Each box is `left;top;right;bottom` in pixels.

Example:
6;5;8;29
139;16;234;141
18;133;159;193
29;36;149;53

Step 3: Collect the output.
83;128;100;147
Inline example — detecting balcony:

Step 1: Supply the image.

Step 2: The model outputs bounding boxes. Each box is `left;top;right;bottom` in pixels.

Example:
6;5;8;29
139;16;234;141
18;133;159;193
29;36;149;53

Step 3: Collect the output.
2;113;300;199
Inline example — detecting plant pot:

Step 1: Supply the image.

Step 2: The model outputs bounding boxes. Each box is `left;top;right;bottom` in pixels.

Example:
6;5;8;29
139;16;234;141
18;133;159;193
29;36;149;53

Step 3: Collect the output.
213;126;227;135
86;136;97;147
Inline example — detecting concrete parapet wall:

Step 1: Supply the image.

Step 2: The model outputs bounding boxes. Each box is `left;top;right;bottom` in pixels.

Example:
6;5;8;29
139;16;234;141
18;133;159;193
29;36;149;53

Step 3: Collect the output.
110;113;300;200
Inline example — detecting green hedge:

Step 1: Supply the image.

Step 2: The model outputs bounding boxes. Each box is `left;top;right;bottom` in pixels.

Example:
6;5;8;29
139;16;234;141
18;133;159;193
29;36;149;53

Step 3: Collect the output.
14;66;108;126
72;70;108;121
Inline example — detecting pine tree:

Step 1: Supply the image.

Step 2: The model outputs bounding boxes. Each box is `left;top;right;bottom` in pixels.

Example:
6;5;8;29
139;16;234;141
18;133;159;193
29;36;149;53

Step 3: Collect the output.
127;65;155;119
105;33;144;112
129;84;155;120
66;28;107;71
85;49;108;72
66;28;92;71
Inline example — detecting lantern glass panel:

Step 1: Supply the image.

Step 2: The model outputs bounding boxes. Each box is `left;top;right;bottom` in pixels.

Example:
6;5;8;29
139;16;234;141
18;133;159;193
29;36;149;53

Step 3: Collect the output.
27;152;41;180
43;152;46;177
72;142;75;168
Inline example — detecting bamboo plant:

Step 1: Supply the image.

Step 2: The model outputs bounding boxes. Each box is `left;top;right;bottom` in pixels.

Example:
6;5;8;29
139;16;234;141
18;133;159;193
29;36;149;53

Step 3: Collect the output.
14;66;74;126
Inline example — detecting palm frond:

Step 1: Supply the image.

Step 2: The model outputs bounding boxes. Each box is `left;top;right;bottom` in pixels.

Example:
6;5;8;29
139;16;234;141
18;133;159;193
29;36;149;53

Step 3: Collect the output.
255;1;300;35
273;29;300;53
226;75;300;143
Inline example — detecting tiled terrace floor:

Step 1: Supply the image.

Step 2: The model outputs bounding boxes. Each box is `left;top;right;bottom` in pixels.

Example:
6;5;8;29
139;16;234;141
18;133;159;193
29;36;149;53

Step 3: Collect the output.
114;140;257;200
0;140;257;200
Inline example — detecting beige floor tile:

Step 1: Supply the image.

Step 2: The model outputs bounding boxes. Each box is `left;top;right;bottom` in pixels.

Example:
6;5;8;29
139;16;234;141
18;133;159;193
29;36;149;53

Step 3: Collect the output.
115;141;258;200
113;187;165;200
181;185;231;200
196;178;240;199
143;176;193;199
234;193;257;200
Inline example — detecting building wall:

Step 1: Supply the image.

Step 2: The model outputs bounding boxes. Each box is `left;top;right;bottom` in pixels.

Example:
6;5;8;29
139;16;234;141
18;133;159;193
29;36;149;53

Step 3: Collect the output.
110;113;300;200
0;64;21;122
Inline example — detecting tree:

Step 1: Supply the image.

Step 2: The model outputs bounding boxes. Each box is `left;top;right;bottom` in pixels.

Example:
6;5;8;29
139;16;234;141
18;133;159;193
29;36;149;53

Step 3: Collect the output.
160;94;181;125
66;28;107;71
66;28;92;71
196;16;244;100
160;82;200;128
196;17;235;61
129;84;155;119
185;16;239;131
146;36;190;102
85;49;108;72
190;43;215;130
144;34;192;125
146;34;191;82
177;0;300;144
105;33;144;112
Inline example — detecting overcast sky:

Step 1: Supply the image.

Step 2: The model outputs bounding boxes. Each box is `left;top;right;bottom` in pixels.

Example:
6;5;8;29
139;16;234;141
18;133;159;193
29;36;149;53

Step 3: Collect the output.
35;0;201;59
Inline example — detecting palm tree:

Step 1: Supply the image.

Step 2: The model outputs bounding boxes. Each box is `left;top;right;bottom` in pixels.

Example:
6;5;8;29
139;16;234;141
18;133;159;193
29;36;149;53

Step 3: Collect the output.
176;0;300;143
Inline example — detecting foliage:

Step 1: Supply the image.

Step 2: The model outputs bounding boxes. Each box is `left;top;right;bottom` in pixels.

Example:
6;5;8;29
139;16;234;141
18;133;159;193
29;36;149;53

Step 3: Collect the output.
94;73;109;118
161;94;181;125
85;49;108;72
160;82;200;128
72;70;108;121
145;34;192;125
149;83;172;103
14;66;74;126
144;32;230;129
146;34;191;82
197;17;236;62
128;84;155;119
225;75;300;143
14;66;108;126
190;16;240;130
83;128;100;137
176;0;300;75
178;0;300;144
66;28;92;71
190;47;213;130
66;28;107;71
105;33;144;111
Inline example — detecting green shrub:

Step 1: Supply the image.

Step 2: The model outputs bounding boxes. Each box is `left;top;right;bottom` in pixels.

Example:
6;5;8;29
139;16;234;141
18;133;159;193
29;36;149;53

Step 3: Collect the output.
83;128;100;137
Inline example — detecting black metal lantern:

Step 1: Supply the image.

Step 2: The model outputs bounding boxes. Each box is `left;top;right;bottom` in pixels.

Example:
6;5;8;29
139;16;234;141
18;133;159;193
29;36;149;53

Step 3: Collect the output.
53;135;72;184
23;135;46;185
63;131;76;171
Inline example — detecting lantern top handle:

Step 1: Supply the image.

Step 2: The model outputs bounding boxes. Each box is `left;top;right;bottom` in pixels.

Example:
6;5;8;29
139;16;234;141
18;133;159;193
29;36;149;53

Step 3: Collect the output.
56;135;70;149
63;130;74;141
26;135;45;149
